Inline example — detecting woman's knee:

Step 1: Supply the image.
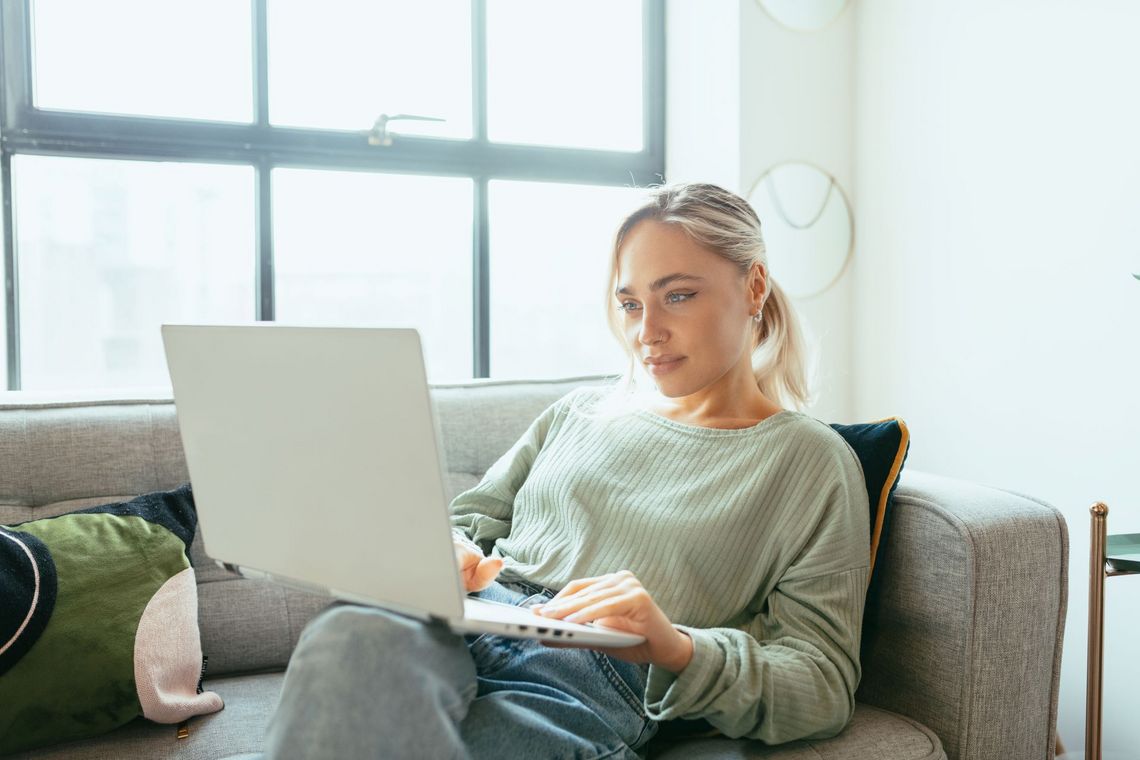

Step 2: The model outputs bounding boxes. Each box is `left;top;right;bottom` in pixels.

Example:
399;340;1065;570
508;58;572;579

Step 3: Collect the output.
295;604;473;682
303;603;404;639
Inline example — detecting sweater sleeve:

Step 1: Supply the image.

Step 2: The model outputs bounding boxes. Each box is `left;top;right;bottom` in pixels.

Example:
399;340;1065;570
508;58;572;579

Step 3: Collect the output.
447;391;570;556
643;447;870;743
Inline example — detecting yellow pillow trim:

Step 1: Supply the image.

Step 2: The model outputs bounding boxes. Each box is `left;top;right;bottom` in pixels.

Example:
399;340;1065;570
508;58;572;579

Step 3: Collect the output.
865;416;910;587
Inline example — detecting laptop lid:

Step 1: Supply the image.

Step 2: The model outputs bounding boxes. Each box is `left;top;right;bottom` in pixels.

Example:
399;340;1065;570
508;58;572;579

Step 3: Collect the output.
161;324;466;621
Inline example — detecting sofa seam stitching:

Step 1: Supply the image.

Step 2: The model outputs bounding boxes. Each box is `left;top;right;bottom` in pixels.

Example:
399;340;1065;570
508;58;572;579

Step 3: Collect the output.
23;409;34;508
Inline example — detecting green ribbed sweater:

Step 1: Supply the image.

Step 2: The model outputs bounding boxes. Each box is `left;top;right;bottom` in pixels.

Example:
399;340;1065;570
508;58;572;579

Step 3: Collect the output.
448;386;870;744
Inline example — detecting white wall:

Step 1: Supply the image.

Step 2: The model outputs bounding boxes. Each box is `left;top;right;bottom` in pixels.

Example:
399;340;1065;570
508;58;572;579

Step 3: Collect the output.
665;0;741;192
667;0;856;424
853;0;1140;753
670;0;1140;753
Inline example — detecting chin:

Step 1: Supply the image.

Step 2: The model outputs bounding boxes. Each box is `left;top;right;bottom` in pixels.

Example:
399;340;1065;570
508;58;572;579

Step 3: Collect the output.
640;358;703;397
650;375;695;398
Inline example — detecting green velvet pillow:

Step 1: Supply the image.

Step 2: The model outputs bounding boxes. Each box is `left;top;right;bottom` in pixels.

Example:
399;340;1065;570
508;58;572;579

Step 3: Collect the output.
0;484;223;755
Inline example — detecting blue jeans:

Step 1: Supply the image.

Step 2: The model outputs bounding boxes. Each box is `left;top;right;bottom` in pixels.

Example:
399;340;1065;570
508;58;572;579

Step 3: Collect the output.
261;578;659;759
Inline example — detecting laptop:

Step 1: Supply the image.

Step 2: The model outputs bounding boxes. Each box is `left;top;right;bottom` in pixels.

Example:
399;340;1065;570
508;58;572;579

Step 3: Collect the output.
160;323;643;648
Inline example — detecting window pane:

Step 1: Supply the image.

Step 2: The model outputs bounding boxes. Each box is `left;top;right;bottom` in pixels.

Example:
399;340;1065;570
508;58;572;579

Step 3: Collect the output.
489;180;644;378
268;0;471;139
13;156;255;390
31;0;253;122
487;0;643;151
273;169;473;381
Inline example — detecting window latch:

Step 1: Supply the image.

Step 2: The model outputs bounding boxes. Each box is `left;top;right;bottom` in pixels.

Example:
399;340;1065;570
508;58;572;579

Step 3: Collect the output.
366;113;446;146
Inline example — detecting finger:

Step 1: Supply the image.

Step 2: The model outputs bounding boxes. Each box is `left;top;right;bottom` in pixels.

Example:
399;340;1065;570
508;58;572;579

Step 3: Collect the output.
455;546;481;572
458;558;481;587
461;562;483;592
542;573;626;607
550;570;636;602
534;585;621;618
563;591;642;623
546;575;605;603
469;557;503;590
536;572;637;612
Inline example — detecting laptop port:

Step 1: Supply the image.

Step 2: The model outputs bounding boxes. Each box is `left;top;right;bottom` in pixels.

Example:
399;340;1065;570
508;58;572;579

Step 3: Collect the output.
536;627;549;634
552;630;564;636
519;625;528;631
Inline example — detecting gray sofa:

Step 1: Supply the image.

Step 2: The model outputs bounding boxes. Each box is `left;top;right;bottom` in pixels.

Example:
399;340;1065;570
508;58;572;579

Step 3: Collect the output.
0;375;1067;760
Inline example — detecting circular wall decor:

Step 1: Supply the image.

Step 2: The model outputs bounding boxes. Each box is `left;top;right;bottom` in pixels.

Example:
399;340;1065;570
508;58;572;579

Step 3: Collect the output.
757;0;850;32
747;162;853;298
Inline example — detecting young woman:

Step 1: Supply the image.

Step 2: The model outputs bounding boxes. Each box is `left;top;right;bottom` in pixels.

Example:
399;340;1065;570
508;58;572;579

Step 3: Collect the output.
262;183;869;759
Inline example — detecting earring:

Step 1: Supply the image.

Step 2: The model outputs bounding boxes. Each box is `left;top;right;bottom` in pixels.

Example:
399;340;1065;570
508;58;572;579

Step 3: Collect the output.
752;310;763;322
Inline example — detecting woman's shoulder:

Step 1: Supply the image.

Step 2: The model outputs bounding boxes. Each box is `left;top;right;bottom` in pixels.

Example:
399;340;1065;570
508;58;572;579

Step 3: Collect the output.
558;383;633;419
555;384;607;413
779;409;840;438
774;411;864;473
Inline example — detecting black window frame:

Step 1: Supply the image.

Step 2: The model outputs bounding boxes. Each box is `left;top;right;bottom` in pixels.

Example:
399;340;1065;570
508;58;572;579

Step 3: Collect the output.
0;0;666;390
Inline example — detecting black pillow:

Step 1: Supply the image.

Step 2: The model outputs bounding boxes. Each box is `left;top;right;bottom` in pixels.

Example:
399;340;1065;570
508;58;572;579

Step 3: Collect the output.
829;417;911;586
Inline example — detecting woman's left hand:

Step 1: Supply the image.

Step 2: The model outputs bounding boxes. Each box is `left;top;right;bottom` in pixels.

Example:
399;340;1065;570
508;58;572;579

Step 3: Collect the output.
531;570;693;673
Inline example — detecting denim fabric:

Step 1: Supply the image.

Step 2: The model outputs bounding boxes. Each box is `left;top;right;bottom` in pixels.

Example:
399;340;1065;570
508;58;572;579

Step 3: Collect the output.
261;578;658;760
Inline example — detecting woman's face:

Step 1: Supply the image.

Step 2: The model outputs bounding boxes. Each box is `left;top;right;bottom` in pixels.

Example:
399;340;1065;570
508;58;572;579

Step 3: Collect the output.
614;220;764;398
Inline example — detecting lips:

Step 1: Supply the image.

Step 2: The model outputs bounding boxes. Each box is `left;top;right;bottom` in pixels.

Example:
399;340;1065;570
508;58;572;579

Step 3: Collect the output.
644;356;685;376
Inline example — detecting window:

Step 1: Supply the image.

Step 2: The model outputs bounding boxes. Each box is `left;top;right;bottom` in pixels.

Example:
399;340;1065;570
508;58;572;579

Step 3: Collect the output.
272;169;474;381
267;0;472;138
486;0;644;151
489;179;644;378
13;156;254;389
0;0;664;390
32;0;253;122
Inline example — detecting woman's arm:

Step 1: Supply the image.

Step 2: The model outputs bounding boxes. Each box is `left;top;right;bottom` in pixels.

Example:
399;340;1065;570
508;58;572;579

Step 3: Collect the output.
537;446;870;744
448;391;571;554
536;563;867;744
647;565;867;743
643;458;870;743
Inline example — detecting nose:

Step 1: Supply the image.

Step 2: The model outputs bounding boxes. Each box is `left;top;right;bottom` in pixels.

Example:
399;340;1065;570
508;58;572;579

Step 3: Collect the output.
636;303;667;346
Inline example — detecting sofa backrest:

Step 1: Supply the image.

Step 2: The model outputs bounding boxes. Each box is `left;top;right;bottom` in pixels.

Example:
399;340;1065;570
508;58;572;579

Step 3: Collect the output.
0;375;610;677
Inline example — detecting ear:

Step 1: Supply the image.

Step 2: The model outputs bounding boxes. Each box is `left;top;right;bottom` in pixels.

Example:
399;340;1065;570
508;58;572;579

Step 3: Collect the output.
748;261;768;308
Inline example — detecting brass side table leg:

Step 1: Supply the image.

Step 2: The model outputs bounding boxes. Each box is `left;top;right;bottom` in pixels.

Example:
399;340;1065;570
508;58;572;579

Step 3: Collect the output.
1086;502;1108;760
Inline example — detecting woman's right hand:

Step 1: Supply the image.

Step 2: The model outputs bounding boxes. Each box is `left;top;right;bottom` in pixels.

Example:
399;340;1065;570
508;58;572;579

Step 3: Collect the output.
454;538;504;593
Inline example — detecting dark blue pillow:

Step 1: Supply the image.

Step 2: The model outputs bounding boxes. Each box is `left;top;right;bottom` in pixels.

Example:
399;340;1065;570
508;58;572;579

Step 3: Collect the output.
829;417;911;586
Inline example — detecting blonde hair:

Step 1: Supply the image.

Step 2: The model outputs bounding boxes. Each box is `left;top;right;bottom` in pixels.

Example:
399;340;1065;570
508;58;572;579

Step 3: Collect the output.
572;182;818;420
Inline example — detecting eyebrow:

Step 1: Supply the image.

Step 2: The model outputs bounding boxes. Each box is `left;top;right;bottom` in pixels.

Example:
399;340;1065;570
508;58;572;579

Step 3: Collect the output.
615;273;706;296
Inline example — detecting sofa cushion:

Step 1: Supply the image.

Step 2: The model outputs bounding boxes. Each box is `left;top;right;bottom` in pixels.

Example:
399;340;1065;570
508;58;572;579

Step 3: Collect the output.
2;672;284;760
649;703;945;759
0;486;223;755
3;684;945;760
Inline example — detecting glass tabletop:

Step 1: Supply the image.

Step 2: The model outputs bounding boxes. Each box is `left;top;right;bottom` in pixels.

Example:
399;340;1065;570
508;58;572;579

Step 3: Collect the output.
1107;533;1140;572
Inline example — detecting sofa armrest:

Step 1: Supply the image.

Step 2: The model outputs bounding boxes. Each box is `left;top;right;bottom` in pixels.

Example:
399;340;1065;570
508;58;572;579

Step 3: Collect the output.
855;469;1067;760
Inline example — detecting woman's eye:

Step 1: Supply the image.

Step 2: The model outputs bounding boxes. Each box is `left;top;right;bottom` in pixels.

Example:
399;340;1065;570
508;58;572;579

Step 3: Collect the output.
617;292;696;313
